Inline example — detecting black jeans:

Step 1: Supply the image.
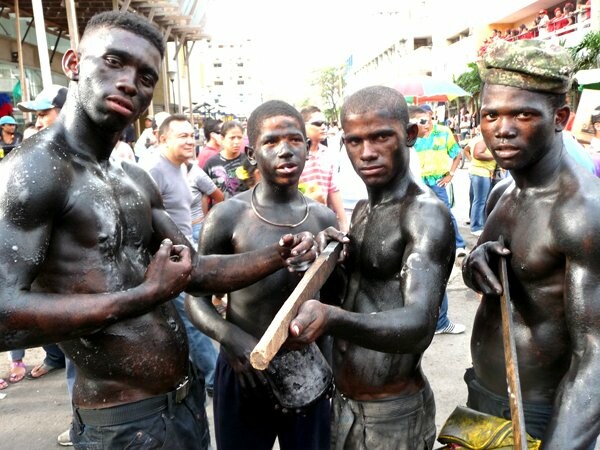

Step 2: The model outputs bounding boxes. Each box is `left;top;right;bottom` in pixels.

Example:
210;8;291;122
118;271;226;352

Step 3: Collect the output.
72;375;209;450
465;368;597;449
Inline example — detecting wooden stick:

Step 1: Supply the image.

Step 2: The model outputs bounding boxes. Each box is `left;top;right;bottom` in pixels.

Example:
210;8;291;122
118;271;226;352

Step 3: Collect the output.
497;235;527;450
250;241;342;370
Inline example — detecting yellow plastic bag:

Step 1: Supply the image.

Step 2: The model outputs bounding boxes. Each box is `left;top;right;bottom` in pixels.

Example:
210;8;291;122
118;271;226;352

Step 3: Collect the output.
437;406;541;450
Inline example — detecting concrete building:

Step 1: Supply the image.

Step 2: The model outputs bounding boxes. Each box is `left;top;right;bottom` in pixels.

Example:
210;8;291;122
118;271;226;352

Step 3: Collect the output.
184;37;262;120
0;0;208;126
345;0;599;98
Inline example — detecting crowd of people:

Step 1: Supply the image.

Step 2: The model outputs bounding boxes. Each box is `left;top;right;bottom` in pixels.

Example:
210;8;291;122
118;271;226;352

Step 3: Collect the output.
0;9;599;450
478;1;591;56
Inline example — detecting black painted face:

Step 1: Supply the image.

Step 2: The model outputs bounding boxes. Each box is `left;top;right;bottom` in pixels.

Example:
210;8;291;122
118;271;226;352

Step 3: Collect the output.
252;115;307;187
342;110;408;187
76;27;161;132
480;84;560;172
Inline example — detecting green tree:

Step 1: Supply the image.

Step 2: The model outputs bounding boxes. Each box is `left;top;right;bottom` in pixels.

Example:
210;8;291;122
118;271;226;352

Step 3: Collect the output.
312;66;345;122
454;62;482;119
570;30;600;70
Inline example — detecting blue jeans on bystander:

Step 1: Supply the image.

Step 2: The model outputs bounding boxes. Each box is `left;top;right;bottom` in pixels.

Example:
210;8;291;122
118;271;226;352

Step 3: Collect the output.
469;174;492;233
427;183;466;250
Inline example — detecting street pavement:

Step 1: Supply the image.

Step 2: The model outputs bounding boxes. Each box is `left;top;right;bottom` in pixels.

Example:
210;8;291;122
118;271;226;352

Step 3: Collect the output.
1;166;596;449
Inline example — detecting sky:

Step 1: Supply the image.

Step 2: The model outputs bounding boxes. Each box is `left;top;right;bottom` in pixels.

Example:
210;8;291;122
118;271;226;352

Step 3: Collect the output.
199;0;506;104
202;0;376;101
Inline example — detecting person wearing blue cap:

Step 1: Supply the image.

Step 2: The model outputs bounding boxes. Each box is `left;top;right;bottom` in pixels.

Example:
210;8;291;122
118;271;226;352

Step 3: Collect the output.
17;84;67;132
0;115;22;159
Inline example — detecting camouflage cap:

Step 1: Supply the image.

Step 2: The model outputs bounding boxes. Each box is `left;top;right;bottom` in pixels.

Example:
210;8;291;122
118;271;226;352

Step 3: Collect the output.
481;39;574;94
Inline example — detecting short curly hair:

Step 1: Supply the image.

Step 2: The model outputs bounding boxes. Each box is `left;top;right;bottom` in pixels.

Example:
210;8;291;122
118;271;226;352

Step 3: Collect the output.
247;100;305;149
341;86;409;127
83;11;165;58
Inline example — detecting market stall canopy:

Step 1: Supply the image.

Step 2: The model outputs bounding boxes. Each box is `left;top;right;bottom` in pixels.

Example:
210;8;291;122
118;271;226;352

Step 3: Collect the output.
391;75;471;104
575;69;600;90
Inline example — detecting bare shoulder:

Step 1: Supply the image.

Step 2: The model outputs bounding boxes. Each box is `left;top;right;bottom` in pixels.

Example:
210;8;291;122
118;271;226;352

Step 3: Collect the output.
0;130;73;224
199;193;251;255
207;191;250;222
406;182;451;222
402;183;454;245
555;170;600;247
118;158;162;200
486;177;515;216
305;195;338;228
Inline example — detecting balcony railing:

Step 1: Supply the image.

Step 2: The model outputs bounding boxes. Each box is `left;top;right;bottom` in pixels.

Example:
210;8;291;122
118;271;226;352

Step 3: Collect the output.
479;11;592;57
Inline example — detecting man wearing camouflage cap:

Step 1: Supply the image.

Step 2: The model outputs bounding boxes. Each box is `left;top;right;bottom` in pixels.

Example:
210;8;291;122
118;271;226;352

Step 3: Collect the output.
462;39;600;448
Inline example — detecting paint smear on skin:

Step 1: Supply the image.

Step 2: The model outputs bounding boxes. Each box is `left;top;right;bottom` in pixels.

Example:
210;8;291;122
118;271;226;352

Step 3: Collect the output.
400;253;424;278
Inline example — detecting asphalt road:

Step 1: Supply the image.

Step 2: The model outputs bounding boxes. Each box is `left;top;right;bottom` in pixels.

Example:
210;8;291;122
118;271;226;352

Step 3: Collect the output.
1;167;596;449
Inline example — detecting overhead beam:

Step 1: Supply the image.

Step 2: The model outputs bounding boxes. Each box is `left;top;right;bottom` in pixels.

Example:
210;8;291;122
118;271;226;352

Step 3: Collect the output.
120;0;132;12
64;0;79;49
14;0;30;121
49;29;63;63
184;41;194;124
31;0;53;88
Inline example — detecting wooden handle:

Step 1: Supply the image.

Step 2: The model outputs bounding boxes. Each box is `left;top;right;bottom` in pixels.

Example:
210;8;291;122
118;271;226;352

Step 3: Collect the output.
250;241;342;370
497;235;527;449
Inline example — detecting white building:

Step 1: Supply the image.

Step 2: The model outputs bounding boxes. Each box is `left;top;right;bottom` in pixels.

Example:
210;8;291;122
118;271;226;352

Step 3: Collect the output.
345;0;597;96
183;37;262;119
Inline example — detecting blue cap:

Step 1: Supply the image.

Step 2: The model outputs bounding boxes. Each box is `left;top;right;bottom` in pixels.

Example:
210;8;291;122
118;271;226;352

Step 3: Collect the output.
421;104;433;113
17;85;67;112
0;115;17;125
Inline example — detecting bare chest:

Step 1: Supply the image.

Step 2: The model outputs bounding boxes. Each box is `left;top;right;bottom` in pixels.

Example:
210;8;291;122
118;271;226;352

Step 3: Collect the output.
349;204;405;279
488;195;564;288
67;169;150;245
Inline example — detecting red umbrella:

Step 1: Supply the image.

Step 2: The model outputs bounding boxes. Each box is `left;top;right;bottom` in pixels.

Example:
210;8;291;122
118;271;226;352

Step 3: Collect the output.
392;76;471;104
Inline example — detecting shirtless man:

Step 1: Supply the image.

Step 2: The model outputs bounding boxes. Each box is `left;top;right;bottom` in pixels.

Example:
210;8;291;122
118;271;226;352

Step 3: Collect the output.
0;12;315;449
462;39;600;449
289;86;456;449
186;100;342;450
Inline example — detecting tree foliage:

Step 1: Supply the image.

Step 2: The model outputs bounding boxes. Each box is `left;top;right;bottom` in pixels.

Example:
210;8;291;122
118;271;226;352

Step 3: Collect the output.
570;30;600;70
454;62;482;118
312;66;346;122
454;62;482;94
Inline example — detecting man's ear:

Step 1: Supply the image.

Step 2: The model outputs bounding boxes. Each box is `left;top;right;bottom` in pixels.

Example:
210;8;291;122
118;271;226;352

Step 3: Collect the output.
62;49;80;81
554;105;570;132
406;122;418;147
245;146;257;165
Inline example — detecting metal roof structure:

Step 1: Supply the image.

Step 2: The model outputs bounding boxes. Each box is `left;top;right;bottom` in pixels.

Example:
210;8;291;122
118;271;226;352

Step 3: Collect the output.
0;0;208;44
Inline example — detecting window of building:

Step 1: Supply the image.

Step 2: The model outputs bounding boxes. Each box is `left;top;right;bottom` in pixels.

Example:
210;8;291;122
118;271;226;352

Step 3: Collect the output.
447;29;470;45
214;80;224;86
414;36;432;50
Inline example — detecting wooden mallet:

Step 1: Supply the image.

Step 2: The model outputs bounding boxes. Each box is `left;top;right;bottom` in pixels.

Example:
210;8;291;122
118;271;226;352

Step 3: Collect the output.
250;241;342;370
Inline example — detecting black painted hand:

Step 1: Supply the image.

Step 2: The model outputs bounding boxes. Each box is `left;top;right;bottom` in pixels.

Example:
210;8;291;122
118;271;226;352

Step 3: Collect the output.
145;239;192;301
316;226;350;264
222;328;268;392
462;241;510;296
287;300;329;348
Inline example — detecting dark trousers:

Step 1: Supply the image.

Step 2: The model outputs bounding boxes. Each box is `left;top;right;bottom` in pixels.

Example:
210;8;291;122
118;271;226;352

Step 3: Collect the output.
465;368;597;449
72;375;209;450
213;351;330;450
